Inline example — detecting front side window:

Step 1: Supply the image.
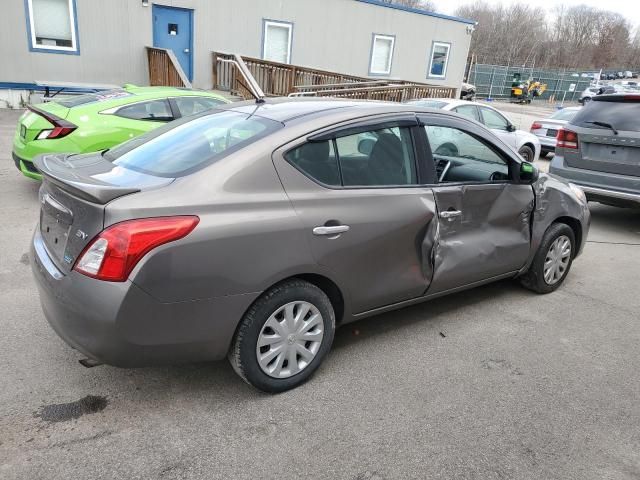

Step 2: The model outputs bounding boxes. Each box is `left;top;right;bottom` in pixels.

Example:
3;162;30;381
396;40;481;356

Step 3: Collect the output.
172;96;226;117
26;0;79;53
480;107;510;131
262;20;293;64
115;100;173;122
425;125;509;183
428;42;450;78
105;111;281;177
370;34;395;75
286;127;417;187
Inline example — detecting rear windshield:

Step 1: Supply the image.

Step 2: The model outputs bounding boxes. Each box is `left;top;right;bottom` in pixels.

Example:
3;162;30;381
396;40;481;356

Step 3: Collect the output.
550;108;579;121
104;110;282;177
572;100;640;132
407;100;448;109
57;89;132;108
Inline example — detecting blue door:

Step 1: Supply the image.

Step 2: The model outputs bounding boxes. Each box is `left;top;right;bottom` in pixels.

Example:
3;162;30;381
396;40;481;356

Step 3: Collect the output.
152;5;193;81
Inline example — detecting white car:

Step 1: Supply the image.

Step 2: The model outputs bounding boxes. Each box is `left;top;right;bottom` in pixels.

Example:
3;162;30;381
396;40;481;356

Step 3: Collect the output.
529;107;581;157
407;98;541;162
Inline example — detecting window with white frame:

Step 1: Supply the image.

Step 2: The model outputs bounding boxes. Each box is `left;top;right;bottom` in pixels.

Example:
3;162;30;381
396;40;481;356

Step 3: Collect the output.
428;42;450;78
262;20;293;64
26;0;78;53
370;34;395;75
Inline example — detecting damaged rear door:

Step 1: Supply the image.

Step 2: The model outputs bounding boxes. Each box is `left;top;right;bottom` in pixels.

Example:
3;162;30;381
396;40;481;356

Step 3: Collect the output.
416;114;535;294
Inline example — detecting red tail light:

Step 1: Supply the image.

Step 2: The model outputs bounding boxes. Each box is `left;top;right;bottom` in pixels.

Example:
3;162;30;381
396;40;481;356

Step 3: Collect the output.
557;128;579;149
28;105;77;140
74;216;199;282
530;122;543;131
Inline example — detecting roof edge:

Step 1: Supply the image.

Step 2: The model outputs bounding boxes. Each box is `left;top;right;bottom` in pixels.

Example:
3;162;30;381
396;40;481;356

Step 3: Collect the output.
354;0;477;25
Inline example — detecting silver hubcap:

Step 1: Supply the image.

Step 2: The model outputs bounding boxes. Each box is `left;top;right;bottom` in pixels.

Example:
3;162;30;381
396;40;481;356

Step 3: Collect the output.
544;235;572;285
256;301;324;379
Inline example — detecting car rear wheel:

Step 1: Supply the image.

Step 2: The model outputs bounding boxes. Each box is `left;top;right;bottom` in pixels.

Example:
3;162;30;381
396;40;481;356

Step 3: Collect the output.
519;223;575;294
229;279;335;393
518;145;535;162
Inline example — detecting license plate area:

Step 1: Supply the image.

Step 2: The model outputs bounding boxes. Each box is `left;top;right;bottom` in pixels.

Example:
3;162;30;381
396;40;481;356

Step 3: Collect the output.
546;129;557;138
40;211;71;261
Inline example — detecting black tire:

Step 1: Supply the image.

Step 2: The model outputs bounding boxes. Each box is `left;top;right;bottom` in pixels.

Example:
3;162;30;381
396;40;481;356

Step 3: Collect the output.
518;145;535;162
229;279;335;393
519;223;576;294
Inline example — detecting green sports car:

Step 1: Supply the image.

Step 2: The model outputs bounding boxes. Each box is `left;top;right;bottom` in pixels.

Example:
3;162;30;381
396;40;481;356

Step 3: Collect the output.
12;85;229;180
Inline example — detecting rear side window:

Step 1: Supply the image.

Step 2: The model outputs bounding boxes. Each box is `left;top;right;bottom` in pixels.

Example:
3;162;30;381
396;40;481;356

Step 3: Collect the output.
115;100;173;122
572;100;640;132
173;96;226;117
286;126;417;187
105;111;281;177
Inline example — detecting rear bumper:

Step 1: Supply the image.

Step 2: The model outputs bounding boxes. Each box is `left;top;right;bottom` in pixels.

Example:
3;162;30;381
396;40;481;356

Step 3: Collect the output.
31;228;258;367
549;155;640;206
12;151;42;180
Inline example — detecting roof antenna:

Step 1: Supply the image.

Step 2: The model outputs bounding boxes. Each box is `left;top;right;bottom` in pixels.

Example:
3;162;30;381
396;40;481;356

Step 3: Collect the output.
224;54;265;104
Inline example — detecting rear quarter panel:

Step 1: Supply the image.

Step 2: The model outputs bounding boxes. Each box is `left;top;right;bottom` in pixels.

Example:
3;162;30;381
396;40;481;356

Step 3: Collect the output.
103;141;321;304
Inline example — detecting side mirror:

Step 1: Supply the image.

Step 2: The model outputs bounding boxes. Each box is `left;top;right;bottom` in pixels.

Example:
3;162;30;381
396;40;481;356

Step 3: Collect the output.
357;138;375;156
507;123;517;133
519;161;539;184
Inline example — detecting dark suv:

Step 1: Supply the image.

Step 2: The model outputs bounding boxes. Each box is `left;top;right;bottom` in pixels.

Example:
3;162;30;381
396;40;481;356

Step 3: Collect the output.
550;95;640;208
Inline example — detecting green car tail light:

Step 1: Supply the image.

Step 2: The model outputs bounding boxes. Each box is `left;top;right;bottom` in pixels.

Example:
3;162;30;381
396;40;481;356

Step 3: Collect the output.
27;105;77;140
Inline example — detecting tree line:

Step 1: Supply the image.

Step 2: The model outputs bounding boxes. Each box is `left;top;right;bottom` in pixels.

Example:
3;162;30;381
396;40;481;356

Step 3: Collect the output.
385;1;640;70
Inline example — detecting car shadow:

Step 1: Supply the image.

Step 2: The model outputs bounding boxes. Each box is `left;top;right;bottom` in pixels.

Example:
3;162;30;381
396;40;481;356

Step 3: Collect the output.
588;203;640;235
332;279;524;351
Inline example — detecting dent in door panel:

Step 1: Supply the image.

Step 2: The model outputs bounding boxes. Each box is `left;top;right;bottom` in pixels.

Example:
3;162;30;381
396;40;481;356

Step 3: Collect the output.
430;184;534;293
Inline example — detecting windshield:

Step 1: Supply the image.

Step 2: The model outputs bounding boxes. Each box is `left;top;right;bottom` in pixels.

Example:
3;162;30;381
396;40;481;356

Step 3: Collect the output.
550;109;579;121
572;100;640;132
105;110;282;177
407;100;449;109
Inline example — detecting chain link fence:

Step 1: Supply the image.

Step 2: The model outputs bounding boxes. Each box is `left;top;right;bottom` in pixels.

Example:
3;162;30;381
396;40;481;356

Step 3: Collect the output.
467;64;599;103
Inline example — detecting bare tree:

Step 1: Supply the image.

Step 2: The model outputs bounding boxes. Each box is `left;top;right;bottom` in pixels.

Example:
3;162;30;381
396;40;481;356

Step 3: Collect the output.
456;2;637;69
381;0;436;12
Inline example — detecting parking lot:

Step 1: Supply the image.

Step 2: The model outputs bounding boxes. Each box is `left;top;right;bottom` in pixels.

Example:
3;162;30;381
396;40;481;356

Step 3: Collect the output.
1;106;639;479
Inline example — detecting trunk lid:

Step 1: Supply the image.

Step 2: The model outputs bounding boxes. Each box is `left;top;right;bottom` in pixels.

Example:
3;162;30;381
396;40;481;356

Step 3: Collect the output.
34;152;173;272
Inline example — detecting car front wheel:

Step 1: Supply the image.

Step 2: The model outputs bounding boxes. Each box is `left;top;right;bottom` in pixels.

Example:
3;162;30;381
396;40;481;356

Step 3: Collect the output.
518;145;535;162
229;279;335;393
519;223;576;294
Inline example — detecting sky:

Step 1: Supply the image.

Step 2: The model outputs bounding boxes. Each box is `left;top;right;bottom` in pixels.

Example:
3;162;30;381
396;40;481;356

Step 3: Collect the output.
437;0;640;28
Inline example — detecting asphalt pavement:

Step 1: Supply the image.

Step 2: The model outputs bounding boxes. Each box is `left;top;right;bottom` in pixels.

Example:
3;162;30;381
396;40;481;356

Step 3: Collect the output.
1;108;639;480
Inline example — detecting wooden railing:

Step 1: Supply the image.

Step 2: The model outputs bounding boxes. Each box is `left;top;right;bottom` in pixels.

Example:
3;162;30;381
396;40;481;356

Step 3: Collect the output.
212;51;456;101
146;47;192;88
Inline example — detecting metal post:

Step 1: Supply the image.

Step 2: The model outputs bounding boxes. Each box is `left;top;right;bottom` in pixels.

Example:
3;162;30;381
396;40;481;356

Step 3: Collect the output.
488;67;495;101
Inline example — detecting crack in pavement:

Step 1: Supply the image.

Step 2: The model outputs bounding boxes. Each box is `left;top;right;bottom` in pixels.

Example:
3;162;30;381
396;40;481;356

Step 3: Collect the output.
586;240;640;246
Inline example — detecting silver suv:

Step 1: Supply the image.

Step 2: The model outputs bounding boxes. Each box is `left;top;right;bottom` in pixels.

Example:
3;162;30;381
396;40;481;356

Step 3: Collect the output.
550;94;640;208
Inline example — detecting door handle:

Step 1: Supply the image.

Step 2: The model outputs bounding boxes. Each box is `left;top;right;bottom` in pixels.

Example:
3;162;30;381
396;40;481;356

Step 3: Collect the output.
313;225;350;236
440;210;462;219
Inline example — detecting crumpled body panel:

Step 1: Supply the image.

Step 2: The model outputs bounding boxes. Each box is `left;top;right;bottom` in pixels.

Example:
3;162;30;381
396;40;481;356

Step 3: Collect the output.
428;183;535;294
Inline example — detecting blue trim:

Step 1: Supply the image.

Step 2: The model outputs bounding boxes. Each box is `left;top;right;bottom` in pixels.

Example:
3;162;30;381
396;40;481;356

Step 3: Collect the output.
354;0;476;25
261;18;294;64
0;82;110;93
24;0;81;55
427;41;451;80
368;33;395;76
